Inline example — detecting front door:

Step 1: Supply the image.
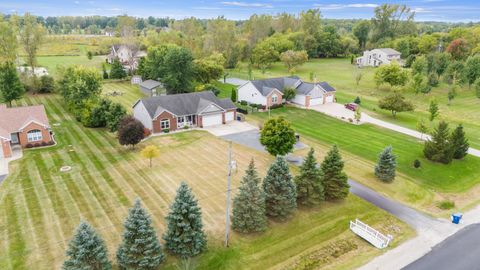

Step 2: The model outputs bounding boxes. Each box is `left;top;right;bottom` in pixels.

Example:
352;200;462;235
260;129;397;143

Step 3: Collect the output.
10;133;19;144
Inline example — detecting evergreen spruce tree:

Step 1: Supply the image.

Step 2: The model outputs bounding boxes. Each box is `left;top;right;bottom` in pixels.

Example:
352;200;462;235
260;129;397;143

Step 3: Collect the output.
262;156;297;220
374;146;397;183
451;124;469;159
63;221;112;270
295;148;324;206
321;145;349;201
117;199;165;270
424;121;454;164
163;182;206;258
231;159;267;233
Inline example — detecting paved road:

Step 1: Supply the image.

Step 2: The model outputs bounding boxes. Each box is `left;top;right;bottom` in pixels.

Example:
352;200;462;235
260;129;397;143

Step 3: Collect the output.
403;224;480;270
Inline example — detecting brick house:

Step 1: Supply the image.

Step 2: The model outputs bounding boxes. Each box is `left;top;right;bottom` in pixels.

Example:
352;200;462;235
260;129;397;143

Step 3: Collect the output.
237;76;337;108
0;104;53;158
133;91;237;134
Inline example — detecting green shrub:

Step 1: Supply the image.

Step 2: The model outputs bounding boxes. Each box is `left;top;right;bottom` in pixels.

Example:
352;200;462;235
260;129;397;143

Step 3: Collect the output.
437;200;455;210
240;100;248;106
413;159;421;168
163;128;170;133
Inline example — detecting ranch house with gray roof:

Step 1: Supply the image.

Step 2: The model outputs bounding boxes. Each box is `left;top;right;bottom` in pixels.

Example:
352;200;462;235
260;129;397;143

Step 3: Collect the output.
132;91;237;133
237;76;337;108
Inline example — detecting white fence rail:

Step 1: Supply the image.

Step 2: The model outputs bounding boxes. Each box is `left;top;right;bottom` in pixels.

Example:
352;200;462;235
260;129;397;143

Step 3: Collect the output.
350;219;392;249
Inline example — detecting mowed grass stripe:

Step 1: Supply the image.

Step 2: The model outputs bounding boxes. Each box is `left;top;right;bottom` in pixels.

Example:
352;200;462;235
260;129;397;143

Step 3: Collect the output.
3;194;27;269
44;95;131;206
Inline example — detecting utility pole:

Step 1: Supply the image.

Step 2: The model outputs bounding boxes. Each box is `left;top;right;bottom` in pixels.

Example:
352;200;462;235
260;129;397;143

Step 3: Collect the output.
224;140;232;247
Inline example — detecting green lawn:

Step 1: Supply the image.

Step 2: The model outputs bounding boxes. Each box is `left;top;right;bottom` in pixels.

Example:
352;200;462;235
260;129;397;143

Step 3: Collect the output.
0;94;413;270
102;81;145;111
33;55;106;78
249;107;480;193
229;58;480;149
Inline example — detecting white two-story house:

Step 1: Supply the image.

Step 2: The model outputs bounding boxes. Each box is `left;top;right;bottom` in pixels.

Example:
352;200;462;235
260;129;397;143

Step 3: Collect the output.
356;48;402;67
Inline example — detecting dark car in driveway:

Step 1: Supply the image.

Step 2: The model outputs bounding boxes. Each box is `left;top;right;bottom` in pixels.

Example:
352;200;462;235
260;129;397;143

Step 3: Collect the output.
344;103;358;111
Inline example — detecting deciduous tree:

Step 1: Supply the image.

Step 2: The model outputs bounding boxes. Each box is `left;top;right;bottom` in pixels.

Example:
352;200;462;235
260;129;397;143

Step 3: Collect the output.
140;145;160;168
280;50;308;73
378;92;414;118
260;117;296;156
109;59;127;79
0;62;25;107
19;13;46;72
118;116;145;149
446;38;470;60
374;62;408;88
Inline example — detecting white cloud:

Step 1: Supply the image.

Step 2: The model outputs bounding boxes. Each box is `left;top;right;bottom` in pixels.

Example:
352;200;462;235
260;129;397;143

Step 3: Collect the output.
74;1;79;4
220;1;273;8
412;7;431;13
314;3;379;10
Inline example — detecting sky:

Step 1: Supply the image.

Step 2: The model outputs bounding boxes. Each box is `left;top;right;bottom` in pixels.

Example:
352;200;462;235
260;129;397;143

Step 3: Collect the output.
1;0;480;22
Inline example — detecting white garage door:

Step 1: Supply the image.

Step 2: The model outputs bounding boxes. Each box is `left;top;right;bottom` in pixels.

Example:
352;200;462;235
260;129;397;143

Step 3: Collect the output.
310;98;323;106
225;111;234;122
325;95;334;103
202;113;223;127
0;145;3;158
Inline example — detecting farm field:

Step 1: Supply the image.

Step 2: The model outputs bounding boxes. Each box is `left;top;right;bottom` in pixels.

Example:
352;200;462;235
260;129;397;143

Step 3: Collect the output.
0;94;413;269
102;81;145;110
248;107;480;213
34;55;106;77
229;58;480;149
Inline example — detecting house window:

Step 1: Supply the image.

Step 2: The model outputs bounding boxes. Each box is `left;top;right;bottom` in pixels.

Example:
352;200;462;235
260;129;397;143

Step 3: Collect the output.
27;130;42;142
160;119;170;129
271;94;278;103
178;116;185;124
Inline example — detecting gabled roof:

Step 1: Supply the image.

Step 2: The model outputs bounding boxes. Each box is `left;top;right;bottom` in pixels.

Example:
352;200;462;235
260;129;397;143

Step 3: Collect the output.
135;91;236;119
0;104;50;139
139;79;162;90
248;76;336;96
377;48;401;56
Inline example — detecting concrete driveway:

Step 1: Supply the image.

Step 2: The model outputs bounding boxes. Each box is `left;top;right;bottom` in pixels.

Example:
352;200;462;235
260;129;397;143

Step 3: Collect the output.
309;103;360;123
205;121;257;137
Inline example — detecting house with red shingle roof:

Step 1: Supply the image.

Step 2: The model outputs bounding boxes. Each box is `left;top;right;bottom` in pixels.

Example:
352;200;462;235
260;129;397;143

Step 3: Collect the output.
0;104;53;158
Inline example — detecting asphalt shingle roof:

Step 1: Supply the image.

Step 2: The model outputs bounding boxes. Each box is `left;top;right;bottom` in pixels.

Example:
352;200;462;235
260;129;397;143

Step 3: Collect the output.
377;48;401;55
138;91;236;118
249;77;336;96
0;104;50;140
139;79;162;90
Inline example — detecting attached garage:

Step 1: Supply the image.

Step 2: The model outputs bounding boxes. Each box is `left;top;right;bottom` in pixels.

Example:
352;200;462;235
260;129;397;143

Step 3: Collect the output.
225;111;235;122
309;97;323;106
202;113;223;127
325;95;334;103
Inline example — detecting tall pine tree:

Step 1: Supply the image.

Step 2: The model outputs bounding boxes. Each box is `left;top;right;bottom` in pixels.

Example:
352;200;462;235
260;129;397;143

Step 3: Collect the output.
232;159;267;233
163;182;207;258
374;146;397;183
63;221;112;270
263;156;297;220
451;124;469;159
117;199;165;270
321;145;349;200
295;148;324;206
424;121;454;164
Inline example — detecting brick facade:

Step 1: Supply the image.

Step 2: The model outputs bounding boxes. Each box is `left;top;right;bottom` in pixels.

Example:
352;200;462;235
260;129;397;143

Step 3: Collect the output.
18;122;53;147
152;111;177;133
1;138;12;158
266;90;283;108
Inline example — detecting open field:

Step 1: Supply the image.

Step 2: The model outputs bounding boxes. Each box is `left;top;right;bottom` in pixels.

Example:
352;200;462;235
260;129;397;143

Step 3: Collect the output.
248;107;480;214
0;94;413;269
33;55;106;77
102;81;145;110
229;58;480;149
